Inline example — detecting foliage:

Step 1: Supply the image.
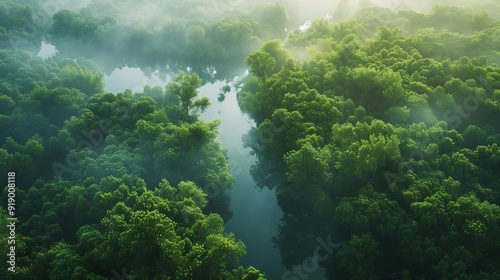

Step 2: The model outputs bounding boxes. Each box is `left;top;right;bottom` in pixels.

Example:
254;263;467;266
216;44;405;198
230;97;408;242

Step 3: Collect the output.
46;0;290;74
2;1;500;279
239;4;500;279
0;48;262;279
0;0;47;51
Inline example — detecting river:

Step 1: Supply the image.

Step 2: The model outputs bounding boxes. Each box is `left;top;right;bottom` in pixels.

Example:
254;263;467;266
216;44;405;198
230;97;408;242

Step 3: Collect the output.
195;73;327;280
200;78;288;280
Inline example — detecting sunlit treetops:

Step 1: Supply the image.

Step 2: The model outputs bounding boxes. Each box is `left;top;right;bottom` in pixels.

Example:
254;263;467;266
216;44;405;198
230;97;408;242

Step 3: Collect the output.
238;4;500;279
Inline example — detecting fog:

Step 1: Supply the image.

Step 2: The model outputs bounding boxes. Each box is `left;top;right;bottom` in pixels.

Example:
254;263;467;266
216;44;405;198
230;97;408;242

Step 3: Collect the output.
40;0;498;24
36;41;57;59
104;67;169;93
4;0;499;279
39;0;498;75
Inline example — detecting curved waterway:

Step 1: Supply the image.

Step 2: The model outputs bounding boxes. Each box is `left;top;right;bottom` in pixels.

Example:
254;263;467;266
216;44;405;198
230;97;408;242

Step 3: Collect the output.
199;78;327;280
104;67;286;279
199;78;285;279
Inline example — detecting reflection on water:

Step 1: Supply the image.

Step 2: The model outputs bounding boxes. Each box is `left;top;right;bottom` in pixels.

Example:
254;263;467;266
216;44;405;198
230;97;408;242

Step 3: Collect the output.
199;78;286;280
199;76;327;280
104;67;170;93
37;42;58;59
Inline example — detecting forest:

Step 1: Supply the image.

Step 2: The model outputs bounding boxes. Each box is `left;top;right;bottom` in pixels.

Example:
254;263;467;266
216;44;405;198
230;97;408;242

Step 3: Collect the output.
1;0;500;279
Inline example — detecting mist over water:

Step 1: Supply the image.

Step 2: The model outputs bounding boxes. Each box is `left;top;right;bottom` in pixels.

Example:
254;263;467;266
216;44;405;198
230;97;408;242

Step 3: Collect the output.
198;78;328;280
103;67;170;93
199;79;285;279
36;42;57;59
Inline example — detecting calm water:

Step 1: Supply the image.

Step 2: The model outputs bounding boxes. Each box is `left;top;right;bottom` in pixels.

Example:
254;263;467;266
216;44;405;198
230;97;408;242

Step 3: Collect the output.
199;79;286;279
37;42;58;59
197;75;327;280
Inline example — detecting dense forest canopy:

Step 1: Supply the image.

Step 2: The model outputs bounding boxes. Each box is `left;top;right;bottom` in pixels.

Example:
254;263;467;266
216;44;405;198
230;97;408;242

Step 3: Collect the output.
1;0;500;279
238;2;500;279
0;46;268;279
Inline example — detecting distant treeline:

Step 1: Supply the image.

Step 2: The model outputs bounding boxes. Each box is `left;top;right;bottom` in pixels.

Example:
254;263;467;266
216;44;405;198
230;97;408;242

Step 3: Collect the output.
45;0;288;70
